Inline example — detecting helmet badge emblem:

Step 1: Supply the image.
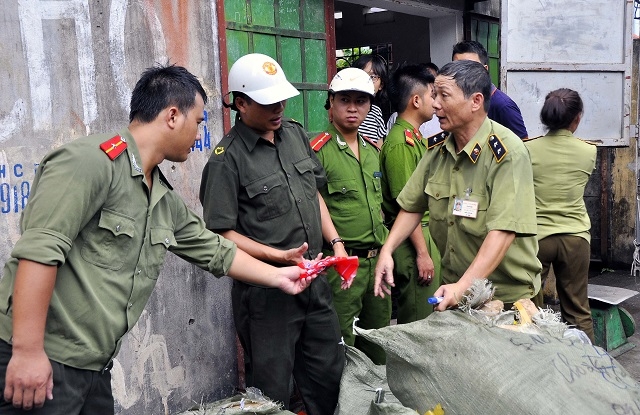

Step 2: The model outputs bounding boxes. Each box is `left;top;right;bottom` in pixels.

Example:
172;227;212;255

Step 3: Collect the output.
262;62;278;75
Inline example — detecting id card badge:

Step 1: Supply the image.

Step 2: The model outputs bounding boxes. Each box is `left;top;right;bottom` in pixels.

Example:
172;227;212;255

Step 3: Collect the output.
452;197;478;218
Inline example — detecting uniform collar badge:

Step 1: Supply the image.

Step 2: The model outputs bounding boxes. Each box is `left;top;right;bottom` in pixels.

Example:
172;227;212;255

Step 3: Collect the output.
469;143;482;163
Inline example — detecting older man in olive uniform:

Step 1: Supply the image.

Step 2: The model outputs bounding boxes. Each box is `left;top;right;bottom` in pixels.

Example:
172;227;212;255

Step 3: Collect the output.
311;68;390;365
375;60;541;310
381;64;443;323
199;54;343;415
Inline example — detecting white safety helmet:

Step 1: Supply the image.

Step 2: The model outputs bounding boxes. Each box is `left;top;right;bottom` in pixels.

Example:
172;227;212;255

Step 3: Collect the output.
228;53;299;105
328;67;375;98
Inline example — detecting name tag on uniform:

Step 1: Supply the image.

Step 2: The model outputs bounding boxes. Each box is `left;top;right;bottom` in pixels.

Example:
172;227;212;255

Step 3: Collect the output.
452;198;478;218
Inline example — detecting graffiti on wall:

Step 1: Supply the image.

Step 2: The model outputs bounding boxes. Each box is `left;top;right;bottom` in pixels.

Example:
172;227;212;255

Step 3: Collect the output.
0;0;212;218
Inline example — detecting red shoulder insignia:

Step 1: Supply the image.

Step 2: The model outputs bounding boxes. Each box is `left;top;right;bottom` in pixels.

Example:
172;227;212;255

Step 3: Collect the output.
100;135;127;160
404;129;415;147
310;132;331;152
414;128;423;141
362;134;381;150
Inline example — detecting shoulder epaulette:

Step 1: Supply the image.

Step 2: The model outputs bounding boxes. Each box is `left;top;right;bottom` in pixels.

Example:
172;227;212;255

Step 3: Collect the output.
488;134;508;162
310;132;331;152
522;135;541;142
404;129;415;147
362;134;381;150
427;131;447;149
212;134;234;157
100;135;127;160
284;117;304;128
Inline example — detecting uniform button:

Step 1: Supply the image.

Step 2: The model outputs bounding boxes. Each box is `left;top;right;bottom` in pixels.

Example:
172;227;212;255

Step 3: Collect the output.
450;247;454;252
128;303;133;309
297;198;302;203
136;269;141;275
306;225;310;230
341;187;347;194
116;225;121;232
164;238;170;244
436;193;440;197
263;185;268;191
449;221;454;226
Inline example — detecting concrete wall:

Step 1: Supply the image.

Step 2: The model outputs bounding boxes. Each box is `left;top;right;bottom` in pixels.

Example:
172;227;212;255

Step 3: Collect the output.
0;1;237;414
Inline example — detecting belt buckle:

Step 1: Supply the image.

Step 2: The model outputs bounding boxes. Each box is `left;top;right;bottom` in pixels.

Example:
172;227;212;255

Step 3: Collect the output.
367;248;378;259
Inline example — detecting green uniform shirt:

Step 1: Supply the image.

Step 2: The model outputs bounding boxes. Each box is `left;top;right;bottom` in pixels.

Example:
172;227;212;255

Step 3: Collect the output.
525;129;597;242
314;124;387;249
200;117;326;258
397;118;541;302
380;117;429;225
0;129;236;370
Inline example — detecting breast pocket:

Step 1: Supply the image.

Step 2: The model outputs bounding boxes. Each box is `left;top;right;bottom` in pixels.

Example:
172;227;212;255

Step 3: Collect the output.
81;208;135;270
424;181;450;222
246;173;292;221
293;158;319;199
458;193;489;237
327;178;359;201
146;228;177;279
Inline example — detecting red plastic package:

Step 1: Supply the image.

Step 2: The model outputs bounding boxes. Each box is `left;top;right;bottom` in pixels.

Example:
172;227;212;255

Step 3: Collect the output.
298;256;359;284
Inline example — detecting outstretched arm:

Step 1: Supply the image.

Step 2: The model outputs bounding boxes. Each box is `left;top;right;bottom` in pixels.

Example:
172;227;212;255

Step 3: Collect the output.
433;230;515;311
227;248;315;295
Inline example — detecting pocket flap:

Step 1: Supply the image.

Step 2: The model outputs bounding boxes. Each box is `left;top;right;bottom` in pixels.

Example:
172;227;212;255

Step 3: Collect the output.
425;182;450;201
246;174;284;198
150;228;176;248
98;209;135;237
327;179;358;195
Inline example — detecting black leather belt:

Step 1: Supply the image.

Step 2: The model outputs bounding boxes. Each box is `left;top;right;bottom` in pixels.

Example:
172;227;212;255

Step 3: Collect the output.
346;247;379;258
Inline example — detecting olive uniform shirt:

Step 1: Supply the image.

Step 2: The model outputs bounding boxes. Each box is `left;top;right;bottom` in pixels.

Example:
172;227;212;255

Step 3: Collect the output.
0;129;237;371
525;129;597;242
199;117;326;259
381;117;432;225
315;124;387;249
397;118;541;302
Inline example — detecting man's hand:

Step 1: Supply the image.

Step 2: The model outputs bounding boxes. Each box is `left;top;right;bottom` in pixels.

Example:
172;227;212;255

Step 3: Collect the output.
416;251;435;286
432;282;468;311
281;242;309;265
374;250;395;298
275;265;317;295
4;349;53;409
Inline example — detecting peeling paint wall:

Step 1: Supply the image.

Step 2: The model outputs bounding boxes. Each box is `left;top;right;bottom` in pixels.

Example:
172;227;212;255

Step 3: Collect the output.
0;1;237;414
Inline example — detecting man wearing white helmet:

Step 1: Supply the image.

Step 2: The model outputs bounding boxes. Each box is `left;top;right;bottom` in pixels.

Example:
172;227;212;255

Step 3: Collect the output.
310;68;390;365
199;53;344;414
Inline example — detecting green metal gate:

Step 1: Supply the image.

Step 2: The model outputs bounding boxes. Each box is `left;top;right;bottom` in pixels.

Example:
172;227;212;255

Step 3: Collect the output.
219;0;332;134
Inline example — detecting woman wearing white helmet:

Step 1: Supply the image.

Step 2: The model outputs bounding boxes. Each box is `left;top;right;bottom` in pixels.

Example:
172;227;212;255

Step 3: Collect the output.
200;53;344;415
310;67;390;365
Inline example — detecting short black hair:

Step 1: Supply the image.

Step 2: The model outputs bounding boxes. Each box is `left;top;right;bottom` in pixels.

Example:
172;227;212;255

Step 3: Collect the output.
438;60;491;112
389;64;434;114
451;40;488;66
540;88;583;131
129;64;207;123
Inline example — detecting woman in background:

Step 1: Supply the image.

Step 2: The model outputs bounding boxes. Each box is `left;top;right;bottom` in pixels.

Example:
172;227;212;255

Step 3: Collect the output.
352;54;388;144
525;88;597;342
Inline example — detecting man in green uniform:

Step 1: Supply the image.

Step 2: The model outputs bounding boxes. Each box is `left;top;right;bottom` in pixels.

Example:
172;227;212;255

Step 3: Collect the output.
381;64;443;323
0;65;314;414
374;60;541;310
311;67;390;365
199;53;344;415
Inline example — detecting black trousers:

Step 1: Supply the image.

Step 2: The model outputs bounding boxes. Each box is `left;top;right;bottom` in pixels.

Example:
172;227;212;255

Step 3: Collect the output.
232;276;344;415
0;340;114;415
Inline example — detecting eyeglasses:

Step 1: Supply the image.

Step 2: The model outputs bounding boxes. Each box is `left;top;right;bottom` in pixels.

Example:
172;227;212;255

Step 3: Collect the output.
369;74;380;81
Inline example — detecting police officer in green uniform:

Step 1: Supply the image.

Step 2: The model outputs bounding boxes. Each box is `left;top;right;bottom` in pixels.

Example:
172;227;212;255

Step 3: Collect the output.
311;68;390;365
199;54;344;414
381;64;443;323
374;60;541;310
0;65;314;414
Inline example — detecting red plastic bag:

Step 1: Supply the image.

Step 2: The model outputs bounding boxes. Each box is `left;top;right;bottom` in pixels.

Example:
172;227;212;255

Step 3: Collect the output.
298;256;359;284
